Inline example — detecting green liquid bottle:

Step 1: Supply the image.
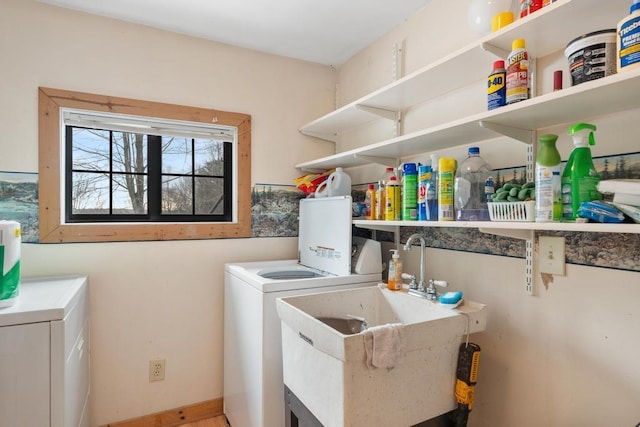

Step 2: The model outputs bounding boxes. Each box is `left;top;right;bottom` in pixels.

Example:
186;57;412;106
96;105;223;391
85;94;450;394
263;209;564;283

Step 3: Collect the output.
535;134;562;222
561;123;601;221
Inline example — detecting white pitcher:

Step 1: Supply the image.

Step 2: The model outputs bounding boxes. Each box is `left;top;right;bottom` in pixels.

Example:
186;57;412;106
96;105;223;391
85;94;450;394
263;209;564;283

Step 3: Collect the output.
315;167;351;197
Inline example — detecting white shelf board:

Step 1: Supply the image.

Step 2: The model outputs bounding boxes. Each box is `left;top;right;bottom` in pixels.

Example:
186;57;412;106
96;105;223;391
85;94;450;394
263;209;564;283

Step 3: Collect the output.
353;219;640;235
299;0;628;139
296;67;640;170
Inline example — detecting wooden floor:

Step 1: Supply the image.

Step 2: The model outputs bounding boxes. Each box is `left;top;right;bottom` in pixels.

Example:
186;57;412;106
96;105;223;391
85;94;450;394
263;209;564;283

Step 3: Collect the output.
178;415;228;427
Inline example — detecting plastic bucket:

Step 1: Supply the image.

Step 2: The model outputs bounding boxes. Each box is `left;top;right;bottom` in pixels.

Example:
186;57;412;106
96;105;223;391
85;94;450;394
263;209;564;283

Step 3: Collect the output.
565;29;617;86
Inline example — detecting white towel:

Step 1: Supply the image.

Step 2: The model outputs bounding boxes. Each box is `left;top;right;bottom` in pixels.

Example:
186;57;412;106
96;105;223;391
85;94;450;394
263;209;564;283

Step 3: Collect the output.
363;323;405;369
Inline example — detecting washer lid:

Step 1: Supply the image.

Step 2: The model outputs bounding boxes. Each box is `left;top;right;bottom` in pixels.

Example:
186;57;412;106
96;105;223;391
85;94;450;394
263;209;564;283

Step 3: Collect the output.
299;196;352;276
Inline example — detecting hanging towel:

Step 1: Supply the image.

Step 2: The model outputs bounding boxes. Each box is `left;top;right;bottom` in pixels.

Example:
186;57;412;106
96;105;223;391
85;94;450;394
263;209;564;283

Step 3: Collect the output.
363;323;405;369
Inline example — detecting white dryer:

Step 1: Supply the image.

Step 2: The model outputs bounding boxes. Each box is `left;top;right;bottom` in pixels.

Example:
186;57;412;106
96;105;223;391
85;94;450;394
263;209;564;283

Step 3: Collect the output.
223;196;382;427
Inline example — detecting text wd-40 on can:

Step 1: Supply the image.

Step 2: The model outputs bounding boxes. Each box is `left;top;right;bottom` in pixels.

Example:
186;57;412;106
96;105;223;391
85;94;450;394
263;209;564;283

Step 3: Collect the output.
487;60;506;110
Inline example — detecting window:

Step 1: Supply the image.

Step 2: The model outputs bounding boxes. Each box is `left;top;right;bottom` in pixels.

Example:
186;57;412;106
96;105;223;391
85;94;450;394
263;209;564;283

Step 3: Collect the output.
38;87;252;243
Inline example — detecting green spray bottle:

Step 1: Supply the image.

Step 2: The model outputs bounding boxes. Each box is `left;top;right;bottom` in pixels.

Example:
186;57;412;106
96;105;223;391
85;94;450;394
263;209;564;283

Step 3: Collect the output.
561;123;601;220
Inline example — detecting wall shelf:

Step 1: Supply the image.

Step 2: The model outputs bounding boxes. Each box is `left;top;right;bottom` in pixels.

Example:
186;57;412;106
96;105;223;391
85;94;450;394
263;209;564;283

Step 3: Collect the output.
300;0;639;294
353;219;639;235
298;0;629;147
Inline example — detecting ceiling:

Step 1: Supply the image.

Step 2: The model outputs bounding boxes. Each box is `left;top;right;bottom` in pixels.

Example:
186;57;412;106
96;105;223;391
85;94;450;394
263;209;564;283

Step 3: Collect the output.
39;0;431;66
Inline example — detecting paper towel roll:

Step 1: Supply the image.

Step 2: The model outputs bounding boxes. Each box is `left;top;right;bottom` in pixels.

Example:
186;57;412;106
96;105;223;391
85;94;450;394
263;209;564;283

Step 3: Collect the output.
0;221;21;308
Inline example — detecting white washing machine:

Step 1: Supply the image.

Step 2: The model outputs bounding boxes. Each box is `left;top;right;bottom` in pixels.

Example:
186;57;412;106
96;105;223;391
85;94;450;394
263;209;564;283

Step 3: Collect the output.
223;196;383;427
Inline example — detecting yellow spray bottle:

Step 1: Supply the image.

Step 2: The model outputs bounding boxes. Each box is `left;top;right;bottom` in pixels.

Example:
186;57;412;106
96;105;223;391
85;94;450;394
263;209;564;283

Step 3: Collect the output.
438;157;457;221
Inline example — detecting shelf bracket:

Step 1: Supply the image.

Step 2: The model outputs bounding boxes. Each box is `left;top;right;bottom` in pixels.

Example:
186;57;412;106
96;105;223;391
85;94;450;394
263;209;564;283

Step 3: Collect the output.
481;42;510;59
355;104;400;121
479;228;535;296
353;154;398;167
299;130;339;143
479;121;532;144
478;227;532;241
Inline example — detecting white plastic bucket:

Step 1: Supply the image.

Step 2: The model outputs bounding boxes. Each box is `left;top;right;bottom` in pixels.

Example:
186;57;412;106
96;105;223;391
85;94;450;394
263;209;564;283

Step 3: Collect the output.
565;29;617;86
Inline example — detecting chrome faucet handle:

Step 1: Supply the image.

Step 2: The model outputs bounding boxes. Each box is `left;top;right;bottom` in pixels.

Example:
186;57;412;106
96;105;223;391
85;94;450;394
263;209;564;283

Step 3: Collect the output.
401;273;418;289
426;279;449;300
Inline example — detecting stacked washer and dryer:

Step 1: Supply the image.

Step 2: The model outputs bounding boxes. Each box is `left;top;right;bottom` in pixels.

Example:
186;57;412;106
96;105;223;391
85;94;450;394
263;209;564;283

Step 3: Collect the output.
223;196;383;427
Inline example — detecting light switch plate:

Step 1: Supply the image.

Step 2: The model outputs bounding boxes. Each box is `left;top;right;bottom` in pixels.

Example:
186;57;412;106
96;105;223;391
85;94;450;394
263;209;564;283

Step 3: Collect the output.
538;236;565;276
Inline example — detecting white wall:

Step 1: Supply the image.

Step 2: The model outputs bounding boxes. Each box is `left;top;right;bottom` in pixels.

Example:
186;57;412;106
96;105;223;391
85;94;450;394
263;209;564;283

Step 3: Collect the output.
1;1;336;425
341;1;640;426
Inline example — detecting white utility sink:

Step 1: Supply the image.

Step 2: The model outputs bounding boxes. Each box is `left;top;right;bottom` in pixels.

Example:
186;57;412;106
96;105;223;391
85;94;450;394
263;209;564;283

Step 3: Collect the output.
276;284;487;427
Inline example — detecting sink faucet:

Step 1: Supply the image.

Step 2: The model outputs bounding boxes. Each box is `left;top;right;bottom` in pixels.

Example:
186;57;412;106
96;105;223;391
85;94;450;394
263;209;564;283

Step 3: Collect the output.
403;233;426;292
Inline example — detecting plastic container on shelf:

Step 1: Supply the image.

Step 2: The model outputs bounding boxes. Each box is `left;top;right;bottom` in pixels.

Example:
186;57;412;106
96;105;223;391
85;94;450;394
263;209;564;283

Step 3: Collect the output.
617;0;640;73
454;147;493;221
438;157;456;221
520;0;542;17
561;123;602;220
535;134;562;222
402;163;418;220
385;175;402;221
417;164;431;221
565;29;617;86
377;167;396;220
427;154;439;221
365;184;376;220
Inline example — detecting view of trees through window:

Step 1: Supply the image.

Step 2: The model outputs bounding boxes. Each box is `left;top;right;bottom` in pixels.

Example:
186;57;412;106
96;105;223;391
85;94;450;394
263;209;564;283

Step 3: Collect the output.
69;127;228;221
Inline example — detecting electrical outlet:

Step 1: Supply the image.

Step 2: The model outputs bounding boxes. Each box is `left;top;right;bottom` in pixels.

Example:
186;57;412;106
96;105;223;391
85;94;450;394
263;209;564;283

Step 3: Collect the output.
149;358;165;382
538;236;565;276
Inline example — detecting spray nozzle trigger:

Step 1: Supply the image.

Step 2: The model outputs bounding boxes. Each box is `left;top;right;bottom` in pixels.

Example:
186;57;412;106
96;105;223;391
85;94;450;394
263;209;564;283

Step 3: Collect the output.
568;122;597;147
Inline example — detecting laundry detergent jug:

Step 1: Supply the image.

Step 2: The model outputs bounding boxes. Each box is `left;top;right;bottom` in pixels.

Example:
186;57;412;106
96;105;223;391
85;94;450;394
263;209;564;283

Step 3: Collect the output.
315;167;352;197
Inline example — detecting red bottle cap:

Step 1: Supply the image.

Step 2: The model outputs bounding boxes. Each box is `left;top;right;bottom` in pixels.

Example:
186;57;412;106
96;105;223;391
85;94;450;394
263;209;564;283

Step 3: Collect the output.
493;60;505;70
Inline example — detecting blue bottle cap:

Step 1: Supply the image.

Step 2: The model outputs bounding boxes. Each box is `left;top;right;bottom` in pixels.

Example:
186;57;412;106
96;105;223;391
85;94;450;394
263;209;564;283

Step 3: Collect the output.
403;163;417;174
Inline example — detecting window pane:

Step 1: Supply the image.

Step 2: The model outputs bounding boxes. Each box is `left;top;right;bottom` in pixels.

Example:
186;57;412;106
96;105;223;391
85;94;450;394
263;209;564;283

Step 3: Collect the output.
71;172;109;214
72;128;110;171
112;132;148;174
194;139;224;176
112;174;148;214
162;175;192;214
162;137;192;174
195;177;224;215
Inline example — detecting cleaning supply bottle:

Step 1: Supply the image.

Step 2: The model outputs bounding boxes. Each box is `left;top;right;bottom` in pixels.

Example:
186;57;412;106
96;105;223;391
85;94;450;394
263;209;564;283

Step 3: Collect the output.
365;183;376;220
385;175;402;221
487;60;506;110
438;157;456;221
427;154;439;221
617;0;640;72
387;249;403;291
377;167;396;220
402;163;418;220
561;123;601;220
454;147;492;221
417;164;431;221
535;134;562;222
506;39;530;105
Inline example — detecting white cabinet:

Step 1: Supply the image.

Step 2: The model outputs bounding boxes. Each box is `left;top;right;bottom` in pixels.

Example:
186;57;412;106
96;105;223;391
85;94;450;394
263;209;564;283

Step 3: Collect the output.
0;276;90;427
297;0;639;236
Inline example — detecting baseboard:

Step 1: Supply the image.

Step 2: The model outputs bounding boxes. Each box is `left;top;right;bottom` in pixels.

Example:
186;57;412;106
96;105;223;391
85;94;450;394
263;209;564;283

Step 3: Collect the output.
102;398;223;427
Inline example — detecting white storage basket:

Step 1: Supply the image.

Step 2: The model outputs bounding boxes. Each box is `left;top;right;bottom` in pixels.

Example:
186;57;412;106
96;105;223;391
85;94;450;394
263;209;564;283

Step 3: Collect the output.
487;201;535;222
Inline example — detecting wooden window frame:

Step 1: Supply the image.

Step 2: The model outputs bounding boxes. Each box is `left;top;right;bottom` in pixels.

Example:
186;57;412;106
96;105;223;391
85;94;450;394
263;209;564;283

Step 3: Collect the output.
38;87;252;243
